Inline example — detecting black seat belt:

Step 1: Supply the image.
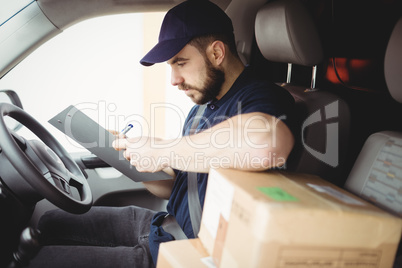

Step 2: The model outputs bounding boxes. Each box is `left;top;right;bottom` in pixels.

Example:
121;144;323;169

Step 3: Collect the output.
187;104;207;237
161;214;188;240
161;105;206;240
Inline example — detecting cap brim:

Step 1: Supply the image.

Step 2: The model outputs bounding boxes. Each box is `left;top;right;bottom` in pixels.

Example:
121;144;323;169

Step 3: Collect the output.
140;37;192;66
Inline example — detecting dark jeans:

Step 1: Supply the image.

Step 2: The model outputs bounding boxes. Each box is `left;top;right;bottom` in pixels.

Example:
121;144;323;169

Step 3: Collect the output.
28;206;157;268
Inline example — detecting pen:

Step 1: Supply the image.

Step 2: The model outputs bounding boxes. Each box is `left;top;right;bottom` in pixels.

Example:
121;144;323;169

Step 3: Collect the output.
121;124;133;135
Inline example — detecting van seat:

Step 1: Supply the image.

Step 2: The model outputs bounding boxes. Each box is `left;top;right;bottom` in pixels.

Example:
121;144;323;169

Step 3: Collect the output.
255;0;350;186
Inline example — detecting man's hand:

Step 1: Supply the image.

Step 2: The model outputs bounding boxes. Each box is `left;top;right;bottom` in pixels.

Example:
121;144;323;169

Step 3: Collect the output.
112;136;171;173
112;134;176;199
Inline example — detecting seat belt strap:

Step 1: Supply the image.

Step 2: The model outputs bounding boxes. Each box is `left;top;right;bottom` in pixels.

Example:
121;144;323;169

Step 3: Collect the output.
187;104;207;237
161;214;188;240
189;105;207;135
161;105;206;240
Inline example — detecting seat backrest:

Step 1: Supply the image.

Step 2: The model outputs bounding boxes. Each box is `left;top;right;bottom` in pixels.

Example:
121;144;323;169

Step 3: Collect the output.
255;0;351;186
345;131;402;216
344;17;402;267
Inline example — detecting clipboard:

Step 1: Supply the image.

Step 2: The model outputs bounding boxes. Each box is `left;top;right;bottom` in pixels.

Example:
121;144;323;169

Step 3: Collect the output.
48;105;171;182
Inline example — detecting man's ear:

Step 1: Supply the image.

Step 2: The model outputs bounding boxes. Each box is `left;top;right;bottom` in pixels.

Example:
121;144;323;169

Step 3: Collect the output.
207;40;225;66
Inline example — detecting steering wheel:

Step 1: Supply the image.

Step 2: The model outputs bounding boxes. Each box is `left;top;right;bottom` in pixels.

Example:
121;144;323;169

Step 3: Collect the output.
0;103;92;214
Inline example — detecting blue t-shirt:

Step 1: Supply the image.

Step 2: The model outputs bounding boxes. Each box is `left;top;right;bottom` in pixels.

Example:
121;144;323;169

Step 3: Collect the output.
148;66;294;263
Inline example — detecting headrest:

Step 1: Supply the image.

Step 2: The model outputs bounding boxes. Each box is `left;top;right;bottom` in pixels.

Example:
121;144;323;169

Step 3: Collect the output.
255;0;323;66
384;17;402;103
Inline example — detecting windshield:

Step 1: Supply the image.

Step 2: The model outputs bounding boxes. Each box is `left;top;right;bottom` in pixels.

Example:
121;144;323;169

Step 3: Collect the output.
0;13;193;152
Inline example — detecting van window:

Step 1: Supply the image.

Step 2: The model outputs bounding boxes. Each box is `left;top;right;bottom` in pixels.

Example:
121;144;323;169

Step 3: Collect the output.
0;13;193;152
0;0;33;26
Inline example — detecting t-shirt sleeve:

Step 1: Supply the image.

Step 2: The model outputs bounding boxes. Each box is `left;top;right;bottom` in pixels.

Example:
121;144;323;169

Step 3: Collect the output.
232;82;295;128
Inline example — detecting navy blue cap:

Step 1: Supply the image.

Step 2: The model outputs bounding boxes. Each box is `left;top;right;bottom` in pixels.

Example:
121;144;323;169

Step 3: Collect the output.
140;0;234;66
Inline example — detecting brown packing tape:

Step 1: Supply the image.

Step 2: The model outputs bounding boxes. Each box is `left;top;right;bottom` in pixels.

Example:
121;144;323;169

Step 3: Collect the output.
199;222;215;255
212;214;229;267
199;168;236;256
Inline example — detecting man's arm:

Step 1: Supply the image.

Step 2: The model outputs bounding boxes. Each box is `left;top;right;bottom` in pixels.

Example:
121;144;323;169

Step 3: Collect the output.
171;112;294;172
113;112;294;173
142;167;176;199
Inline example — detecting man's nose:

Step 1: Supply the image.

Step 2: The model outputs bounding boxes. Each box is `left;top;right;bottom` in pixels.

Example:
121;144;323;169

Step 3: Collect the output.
171;69;184;86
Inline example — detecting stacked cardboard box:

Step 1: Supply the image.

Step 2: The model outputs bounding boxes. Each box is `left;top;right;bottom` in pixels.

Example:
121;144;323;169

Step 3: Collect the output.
157;169;402;268
157;238;211;268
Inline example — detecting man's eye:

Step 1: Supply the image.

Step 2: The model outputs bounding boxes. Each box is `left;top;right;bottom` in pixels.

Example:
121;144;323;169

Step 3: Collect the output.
177;62;185;67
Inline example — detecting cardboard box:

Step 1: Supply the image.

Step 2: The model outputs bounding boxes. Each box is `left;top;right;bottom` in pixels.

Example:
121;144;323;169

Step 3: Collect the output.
156;238;211;268
199;169;402;268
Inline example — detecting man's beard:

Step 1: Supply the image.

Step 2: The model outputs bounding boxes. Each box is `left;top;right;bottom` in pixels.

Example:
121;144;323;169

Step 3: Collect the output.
181;60;225;105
